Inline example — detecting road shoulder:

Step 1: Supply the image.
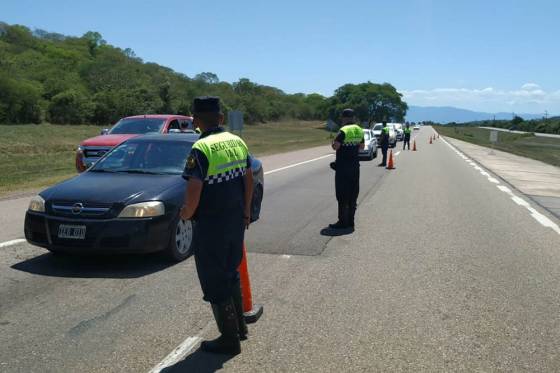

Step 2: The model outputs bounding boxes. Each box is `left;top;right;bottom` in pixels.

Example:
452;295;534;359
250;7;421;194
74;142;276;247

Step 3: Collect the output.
443;136;560;219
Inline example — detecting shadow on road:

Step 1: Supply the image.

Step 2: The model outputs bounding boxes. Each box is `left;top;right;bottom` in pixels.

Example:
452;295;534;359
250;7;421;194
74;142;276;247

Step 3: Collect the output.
10;252;179;279
161;347;234;373
320;226;354;236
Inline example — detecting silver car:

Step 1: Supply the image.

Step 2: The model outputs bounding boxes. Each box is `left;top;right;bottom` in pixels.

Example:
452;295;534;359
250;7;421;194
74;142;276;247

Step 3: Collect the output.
359;129;378;160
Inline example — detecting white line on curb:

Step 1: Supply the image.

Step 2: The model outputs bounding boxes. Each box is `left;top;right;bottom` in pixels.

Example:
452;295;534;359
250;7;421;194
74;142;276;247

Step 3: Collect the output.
264;154;334;176
0;239;26;248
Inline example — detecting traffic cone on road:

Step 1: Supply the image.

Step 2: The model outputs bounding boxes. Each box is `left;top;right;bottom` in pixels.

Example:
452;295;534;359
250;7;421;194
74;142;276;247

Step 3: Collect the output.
429;136;433;144
412;139;417;151
386;149;395;169
238;242;263;324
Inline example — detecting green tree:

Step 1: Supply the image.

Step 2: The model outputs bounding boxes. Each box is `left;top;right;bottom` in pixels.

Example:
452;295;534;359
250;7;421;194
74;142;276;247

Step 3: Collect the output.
327;82;408;126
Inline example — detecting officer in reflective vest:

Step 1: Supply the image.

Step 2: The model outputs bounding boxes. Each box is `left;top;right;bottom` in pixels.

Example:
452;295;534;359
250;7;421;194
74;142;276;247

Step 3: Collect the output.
378;121;390;167
403;123;412;150
180;96;253;355
329;108;365;230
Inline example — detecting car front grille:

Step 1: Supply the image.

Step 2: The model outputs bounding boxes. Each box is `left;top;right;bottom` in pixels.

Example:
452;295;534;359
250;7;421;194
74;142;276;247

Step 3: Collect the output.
83;147;111;158
49;201;118;219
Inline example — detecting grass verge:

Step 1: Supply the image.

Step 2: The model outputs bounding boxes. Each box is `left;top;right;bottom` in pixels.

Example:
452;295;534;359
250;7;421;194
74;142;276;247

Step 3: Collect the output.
435;126;560;167
0;120;332;196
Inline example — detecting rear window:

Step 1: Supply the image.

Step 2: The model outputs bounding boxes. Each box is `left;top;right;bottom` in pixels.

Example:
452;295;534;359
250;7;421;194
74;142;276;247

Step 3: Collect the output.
109;118;166;135
373;124;382;130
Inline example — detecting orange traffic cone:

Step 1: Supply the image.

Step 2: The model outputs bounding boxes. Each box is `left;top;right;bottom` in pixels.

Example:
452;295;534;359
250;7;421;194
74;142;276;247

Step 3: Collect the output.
429;136;433;144
412;139;417;151
386;149;395;169
238;242;263;324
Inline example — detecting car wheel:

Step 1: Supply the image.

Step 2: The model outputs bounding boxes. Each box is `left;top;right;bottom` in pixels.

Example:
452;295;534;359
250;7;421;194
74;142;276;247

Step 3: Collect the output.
166;218;194;262
368;149;374;160
373;149;378;159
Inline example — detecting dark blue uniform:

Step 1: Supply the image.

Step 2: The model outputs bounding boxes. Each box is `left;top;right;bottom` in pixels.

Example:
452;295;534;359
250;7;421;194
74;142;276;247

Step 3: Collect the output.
183;127;251;304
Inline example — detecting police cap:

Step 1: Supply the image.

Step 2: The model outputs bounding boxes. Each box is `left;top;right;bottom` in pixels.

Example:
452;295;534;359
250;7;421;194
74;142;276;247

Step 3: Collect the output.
193;96;221;114
341;108;355;118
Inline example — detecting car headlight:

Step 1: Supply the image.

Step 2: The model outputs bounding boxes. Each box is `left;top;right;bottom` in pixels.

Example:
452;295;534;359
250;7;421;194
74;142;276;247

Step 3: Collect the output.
118;201;165;218
28;195;45;212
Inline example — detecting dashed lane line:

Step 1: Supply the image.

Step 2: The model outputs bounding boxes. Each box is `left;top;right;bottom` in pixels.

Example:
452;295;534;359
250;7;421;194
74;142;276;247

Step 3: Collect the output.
440;136;560;236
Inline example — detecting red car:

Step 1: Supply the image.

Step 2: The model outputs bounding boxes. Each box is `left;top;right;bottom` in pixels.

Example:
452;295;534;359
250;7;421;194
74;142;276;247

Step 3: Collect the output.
76;114;193;172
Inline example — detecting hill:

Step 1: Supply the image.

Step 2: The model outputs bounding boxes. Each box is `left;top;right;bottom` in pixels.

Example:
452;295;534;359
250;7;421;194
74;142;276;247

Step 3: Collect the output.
0;22;328;125
406;105;543;124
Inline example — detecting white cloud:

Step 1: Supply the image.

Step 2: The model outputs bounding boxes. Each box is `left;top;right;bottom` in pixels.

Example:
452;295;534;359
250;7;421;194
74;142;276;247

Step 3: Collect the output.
400;83;559;114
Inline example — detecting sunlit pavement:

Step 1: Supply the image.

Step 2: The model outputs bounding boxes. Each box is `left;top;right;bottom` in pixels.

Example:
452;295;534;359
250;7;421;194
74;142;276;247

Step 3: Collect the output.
1;128;560;372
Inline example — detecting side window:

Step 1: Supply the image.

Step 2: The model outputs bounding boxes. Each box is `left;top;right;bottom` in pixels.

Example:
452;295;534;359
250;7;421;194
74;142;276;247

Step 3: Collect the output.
179;119;193;131
167;119;180;131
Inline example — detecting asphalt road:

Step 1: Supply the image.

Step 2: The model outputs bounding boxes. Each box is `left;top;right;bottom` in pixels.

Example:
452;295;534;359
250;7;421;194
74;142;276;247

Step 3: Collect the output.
1;128;560;372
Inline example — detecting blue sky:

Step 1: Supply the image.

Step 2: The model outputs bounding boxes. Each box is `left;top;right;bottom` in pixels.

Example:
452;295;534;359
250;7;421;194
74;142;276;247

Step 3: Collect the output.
2;0;559;114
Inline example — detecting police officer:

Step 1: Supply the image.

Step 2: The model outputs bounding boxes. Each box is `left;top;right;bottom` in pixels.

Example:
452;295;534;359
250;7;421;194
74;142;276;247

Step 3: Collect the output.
403;123;412;150
329;108;364;230
180;96;253;355
378;121;390;167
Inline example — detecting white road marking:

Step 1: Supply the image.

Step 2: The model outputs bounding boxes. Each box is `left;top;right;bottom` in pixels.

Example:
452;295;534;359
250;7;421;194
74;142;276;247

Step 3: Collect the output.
281;254;292;259
395;151;401;156
441;136;560;236
264;154;334;176
511;196;530;207
148;336;202;373
0;238;26;248
528;207;560;234
497;185;512;194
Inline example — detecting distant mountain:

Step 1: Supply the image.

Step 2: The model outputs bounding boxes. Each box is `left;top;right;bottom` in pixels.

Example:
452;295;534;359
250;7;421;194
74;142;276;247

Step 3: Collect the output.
406;106;544;124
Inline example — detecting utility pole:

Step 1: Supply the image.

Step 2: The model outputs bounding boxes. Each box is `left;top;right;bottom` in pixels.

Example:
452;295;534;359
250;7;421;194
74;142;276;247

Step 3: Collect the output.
544;110;548;121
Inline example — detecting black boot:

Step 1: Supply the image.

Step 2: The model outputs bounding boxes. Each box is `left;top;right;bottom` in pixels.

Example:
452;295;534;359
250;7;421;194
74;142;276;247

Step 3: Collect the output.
232;281;248;340
329;203;347;229
348;203;357;230
201;299;241;355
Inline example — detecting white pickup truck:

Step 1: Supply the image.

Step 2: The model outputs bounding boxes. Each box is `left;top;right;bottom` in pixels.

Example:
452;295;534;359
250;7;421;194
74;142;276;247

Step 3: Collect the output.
372;123;397;148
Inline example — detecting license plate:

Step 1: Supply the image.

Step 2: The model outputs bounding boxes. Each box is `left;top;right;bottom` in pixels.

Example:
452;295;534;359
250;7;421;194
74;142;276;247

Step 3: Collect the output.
58;224;86;239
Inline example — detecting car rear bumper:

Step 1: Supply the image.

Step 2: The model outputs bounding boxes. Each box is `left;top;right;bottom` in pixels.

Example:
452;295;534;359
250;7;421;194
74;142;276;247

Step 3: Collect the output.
24;211;173;254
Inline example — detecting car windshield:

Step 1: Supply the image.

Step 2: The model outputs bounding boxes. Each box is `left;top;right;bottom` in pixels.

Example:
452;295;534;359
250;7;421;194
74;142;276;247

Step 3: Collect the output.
109;118;166;134
90;140;193;175
373;124;382;131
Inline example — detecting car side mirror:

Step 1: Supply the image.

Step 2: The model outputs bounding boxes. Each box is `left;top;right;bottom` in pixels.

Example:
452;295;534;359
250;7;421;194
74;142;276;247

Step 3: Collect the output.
100;129;109;135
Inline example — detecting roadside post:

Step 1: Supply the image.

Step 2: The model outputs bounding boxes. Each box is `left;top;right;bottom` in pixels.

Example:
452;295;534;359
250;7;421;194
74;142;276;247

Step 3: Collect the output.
489;130;498;155
228;110;244;137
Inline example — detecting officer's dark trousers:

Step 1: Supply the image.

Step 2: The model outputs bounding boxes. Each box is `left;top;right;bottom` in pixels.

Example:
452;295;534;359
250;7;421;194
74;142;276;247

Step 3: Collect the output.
381;146;388;165
403;137;410;150
194;210;245;304
335;166;360;227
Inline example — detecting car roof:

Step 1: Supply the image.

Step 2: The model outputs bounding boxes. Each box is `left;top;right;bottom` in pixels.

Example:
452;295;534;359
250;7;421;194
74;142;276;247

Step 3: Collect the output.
122;114;193;120
126;133;200;143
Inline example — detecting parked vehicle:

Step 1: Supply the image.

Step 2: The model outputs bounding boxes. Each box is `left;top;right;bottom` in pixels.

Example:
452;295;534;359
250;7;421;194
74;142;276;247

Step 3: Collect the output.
359;129;378;160
391;123;404;141
76;115;193;172
372;123;397;148
26;134;264;262
414;124;420;130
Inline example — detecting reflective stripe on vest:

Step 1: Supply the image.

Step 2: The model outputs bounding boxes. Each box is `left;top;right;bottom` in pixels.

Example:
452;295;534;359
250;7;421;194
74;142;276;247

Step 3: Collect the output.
340;124;364;146
192;131;249;185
